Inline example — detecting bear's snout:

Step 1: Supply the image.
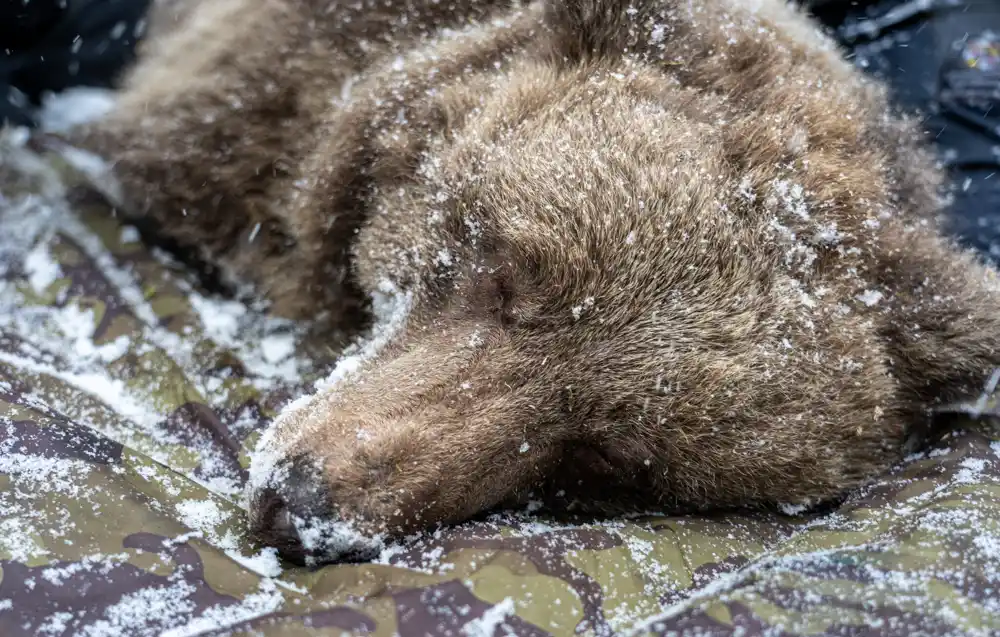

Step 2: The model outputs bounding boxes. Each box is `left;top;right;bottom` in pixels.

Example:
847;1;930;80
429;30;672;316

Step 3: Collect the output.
247;453;386;565
249;486;309;565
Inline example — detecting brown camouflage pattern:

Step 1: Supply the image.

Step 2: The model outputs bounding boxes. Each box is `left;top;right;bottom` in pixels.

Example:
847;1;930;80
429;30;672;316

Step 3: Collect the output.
1;167;1000;636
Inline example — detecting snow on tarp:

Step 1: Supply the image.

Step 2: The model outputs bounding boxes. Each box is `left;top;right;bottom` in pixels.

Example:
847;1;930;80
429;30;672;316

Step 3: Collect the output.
1;147;1000;636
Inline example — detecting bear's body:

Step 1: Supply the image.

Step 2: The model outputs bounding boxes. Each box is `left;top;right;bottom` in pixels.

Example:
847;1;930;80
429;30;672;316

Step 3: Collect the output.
65;0;1000;564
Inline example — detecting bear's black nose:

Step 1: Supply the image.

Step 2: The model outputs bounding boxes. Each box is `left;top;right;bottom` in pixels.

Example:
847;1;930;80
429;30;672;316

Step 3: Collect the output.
248;455;385;565
249;487;310;565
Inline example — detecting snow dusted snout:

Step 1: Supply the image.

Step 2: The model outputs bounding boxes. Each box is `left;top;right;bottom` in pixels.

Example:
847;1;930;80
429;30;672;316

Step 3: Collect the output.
245;449;386;566
240;310;568;566
244;394;390;565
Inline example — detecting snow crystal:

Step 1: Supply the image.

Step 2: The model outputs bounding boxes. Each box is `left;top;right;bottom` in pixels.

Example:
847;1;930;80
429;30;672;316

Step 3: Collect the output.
953;457;988;485
778;502;811;516
188;294;245;345
119;226;140;244
247;222;262;243
49;303;131;363
973;532;1000;560
187;291;302;383
0;350;165;429
36;88;116;133
24;241;61;294
435;247;454;267
461;597;515;637
293;514;385;567
36;612;74;636
260;333;295;365
0;517;49;563
78;580;198;637
159;579;284;637
813;222;841;245
175;498;225;535
109;21;128;40
856;289;883;307
571;296;596;320
467;329;483;348
224;547;283;579
174;499;283;577
0;452;90;496
41;553;128;586
771;179;810;220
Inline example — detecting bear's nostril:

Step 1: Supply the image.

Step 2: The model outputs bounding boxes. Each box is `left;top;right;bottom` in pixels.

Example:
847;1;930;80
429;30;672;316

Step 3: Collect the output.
251;488;309;565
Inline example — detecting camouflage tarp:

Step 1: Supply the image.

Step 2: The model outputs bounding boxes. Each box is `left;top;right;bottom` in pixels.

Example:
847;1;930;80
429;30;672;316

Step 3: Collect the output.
1;164;1000;637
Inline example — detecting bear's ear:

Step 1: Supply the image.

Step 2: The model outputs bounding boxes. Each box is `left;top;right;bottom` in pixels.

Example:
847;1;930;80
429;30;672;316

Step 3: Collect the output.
542;0;671;63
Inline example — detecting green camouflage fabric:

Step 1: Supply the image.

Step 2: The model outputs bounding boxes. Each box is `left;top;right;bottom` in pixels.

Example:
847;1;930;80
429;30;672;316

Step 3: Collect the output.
1;160;1000;637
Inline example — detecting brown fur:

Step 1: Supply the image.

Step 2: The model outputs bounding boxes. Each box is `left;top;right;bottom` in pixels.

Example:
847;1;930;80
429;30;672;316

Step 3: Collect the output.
65;0;1000;563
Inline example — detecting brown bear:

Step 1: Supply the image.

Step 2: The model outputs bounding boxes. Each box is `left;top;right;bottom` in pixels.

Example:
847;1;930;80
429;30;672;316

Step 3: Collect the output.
42;0;1000;564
